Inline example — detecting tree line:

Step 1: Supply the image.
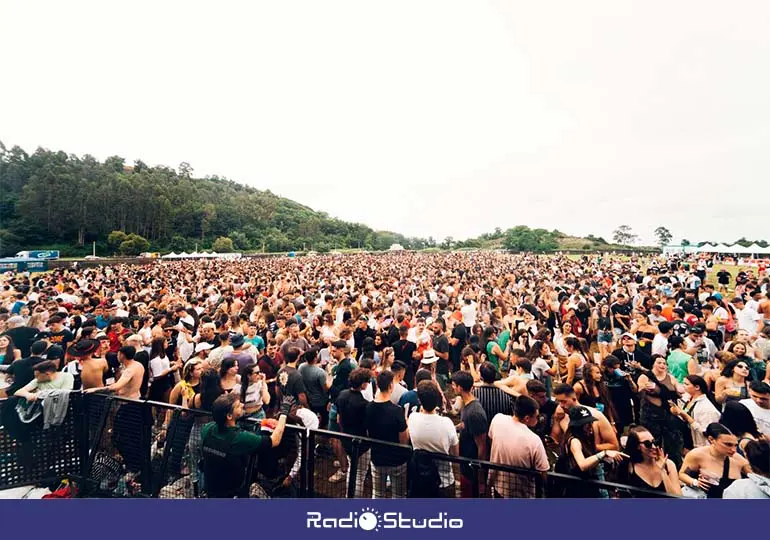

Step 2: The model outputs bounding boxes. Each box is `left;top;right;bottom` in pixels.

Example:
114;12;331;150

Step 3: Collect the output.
0;143;431;256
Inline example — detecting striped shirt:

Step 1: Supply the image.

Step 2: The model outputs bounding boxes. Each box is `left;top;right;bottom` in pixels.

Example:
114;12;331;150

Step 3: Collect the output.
473;385;514;428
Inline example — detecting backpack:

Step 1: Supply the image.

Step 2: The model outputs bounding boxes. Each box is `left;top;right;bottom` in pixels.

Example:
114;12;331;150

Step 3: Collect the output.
407;450;440;498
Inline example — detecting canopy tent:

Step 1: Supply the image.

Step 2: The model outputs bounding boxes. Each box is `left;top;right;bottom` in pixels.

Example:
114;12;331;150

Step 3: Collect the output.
695;243;770;255
160;251;242;259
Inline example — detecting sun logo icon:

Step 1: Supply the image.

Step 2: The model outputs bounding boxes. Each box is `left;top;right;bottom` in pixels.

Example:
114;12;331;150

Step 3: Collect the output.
358;507;382;532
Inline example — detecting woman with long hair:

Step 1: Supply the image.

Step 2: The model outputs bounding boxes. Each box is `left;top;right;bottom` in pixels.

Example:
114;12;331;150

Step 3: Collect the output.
636;355;685;469
527;340;557;396
595;304;614;360
705;351;735;393
564;336;588;386
148;337;179;404
574;364;614;419
666;335;692;384
553;320;575;382
218;357;240;394
234;363;270;423
630;312;658;358
679;423;751;499
558;406;627;498
138;316;153;349
715;359;752;406
460;346;481;382
719;401;763;455
481;326;510;374
0;334;20;365
168;359;203;408
669;375;721;449
620;425;681;496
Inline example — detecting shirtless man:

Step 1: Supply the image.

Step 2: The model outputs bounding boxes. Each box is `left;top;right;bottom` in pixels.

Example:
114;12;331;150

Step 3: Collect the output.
550;383;619;451
759;294;770;328
65;340;109;390
86;345;144;400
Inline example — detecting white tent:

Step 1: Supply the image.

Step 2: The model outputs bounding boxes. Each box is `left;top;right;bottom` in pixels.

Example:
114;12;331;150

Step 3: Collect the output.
746;243;770;255
161;252;179;259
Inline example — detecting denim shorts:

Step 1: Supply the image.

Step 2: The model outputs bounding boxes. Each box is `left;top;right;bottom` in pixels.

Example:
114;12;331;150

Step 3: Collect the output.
597;330;613;344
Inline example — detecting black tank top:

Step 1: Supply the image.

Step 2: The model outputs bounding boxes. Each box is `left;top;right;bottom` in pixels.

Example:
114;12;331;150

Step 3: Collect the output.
577;381;599;408
627;464;667;497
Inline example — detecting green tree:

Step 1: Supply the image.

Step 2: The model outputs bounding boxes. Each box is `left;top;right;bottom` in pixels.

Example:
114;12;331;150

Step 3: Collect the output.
681;239;691;247
212;236;234;252
108;230;128;249
654;226;673;247
613;225;637;245
228;231;250;251
169;235;188;252
118;233;150;255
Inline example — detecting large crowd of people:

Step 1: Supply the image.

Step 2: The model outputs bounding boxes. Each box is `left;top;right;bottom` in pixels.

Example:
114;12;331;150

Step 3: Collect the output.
0;251;768;499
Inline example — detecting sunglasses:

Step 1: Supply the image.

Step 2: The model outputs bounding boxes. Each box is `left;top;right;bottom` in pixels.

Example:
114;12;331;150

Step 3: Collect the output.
639;440;659;449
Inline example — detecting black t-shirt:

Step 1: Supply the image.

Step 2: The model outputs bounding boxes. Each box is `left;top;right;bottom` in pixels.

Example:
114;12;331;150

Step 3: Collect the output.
717;270;731;285
671;319;689;338
277;365;307;402
459;399;488;476
449;324;467;373
336;389;369;454
39;329;75;351
432;334;450;376
6;355;46;394
365;401;409;466
533;400;557;442
610;303;632;330
2;327;40;358
392;339;417;388
611;346;652;373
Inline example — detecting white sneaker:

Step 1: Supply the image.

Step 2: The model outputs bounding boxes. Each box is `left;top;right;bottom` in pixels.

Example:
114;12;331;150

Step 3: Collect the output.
328;469;346;483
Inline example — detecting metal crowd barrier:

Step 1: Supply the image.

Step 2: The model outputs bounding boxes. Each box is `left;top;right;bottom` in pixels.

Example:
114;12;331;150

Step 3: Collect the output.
0;394;678;499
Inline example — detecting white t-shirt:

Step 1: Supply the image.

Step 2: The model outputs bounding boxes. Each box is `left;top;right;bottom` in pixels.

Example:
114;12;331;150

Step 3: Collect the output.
735;307;761;333
149;355;170;380
531;357;551;381
233;381;265;407
740;398;770;438
652;334;669;357
408;412;458;488
461;303;476;327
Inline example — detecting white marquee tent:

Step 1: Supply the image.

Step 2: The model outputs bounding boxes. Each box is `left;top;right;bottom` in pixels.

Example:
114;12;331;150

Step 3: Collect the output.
161;251;242;259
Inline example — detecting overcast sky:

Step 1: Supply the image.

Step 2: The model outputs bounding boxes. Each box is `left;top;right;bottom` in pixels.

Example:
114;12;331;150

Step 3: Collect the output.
2;1;768;245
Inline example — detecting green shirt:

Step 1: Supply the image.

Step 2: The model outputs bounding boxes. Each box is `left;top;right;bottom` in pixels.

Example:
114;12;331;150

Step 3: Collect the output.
200;422;268;456
498;330;511;351
245;335;265;352
486;341;500;370
667;350;690;383
22;372;75;393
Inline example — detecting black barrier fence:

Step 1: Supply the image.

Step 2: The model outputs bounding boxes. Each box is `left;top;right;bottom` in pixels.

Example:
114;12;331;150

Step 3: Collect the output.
0;394;678;499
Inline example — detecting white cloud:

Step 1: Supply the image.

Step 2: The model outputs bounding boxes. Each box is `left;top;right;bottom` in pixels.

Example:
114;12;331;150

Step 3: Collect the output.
1;0;768;244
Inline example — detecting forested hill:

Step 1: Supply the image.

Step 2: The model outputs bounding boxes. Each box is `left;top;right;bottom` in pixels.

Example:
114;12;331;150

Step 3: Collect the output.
0;143;426;256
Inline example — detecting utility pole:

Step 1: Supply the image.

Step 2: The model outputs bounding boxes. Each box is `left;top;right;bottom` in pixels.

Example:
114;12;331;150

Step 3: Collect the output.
92;241;96;257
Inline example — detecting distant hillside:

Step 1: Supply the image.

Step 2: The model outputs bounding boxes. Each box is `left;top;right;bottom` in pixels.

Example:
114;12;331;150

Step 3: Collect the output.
0;142;428;257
